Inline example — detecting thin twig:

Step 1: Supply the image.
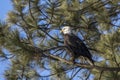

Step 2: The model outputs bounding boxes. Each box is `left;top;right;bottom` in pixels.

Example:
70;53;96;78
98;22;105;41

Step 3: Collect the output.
38;27;63;43
99;70;104;80
70;68;82;80
85;71;91;80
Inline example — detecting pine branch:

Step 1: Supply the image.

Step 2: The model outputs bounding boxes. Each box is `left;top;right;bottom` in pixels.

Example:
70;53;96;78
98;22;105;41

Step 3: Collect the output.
28;0;36;23
30;46;120;72
45;53;120;71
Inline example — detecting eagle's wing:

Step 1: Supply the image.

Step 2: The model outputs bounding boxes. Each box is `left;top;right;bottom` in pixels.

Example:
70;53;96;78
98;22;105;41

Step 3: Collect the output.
65;34;94;65
67;34;86;48
68;34;92;57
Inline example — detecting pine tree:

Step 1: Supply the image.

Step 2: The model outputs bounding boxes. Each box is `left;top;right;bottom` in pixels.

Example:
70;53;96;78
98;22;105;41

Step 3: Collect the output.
0;0;120;80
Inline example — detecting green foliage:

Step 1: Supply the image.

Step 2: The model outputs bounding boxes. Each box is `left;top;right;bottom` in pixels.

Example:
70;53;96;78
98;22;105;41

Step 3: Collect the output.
0;0;120;80
50;62;69;80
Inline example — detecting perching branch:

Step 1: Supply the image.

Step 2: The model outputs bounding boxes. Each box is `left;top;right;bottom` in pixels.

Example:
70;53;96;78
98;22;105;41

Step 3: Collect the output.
45;53;120;71
30;46;120;72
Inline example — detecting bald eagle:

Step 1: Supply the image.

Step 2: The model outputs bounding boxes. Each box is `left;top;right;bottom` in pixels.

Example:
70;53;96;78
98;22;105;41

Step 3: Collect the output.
61;26;94;65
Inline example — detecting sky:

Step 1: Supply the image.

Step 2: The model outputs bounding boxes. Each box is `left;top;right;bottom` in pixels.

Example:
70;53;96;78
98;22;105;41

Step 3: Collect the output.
0;0;12;80
0;0;12;20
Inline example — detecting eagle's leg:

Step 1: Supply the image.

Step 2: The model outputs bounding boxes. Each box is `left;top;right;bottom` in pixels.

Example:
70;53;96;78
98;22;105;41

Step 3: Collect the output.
81;56;86;63
78;56;86;64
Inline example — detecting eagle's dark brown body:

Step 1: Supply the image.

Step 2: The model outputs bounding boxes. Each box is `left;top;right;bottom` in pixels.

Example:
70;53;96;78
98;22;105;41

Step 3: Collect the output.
64;34;94;65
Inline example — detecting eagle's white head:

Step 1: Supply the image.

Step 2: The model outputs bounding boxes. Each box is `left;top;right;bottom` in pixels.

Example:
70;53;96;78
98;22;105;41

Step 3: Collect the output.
61;26;72;34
